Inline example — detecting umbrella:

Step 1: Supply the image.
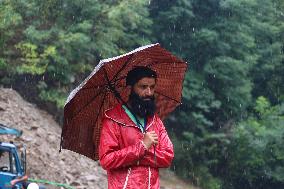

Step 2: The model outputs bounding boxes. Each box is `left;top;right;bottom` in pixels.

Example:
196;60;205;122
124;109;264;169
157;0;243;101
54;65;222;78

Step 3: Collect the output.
61;43;188;160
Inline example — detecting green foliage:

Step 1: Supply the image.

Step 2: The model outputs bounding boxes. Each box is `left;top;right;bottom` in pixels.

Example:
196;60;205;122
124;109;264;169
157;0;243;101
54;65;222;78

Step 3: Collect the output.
151;0;256;129
0;0;22;47
15;42;57;75
0;58;7;70
204;56;252;119
0;0;22;80
39;88;66;109
224;97;284;188
152;0;284;188
0;0;153;109
94;0;153;57
172;128;230;187
177;71;221;132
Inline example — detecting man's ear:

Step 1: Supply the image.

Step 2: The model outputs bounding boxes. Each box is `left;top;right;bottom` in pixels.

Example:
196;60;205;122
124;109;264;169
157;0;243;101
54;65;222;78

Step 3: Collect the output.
125;85;132;100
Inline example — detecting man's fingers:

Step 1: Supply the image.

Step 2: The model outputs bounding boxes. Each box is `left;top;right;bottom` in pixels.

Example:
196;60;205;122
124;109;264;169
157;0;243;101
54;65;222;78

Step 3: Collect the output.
149;132;157;137
152;136;158;143
144;131;158;145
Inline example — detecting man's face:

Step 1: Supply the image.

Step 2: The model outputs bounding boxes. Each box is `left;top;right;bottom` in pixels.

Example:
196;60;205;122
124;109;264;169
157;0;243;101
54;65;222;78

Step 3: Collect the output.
132;77;156;100
128;77;156;117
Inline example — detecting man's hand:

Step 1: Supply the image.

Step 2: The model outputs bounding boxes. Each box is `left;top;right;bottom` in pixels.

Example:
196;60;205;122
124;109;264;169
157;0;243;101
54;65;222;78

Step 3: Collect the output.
142;131;158;149
10;179;17;186
10;175;28;187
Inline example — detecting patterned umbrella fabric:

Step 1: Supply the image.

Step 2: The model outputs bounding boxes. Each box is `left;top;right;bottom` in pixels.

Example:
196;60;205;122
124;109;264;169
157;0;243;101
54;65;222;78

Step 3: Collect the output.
61;43;188;160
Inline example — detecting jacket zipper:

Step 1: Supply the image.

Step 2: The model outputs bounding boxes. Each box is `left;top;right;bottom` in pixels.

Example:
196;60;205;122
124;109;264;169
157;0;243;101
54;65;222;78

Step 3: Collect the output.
148;166;151;189
123;167;132;189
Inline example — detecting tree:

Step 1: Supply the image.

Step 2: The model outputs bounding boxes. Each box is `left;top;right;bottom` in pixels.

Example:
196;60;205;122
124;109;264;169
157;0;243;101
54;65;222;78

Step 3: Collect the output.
250;0;284;105
0;0;153;112
150;0;284;188
0;0;22;83
225;97;284;189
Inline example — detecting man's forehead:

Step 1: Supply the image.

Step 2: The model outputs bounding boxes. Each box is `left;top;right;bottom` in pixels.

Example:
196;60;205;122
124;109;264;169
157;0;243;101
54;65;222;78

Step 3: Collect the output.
136;77;156;85
126;66;157;86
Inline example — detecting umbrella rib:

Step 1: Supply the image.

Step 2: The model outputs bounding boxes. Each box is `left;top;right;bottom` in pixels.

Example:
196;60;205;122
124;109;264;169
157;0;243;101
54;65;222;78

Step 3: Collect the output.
77;54;133;92
155;91;181;104
111;54;134;82
80;76;126;91
79;84;106;91
103;67;126;104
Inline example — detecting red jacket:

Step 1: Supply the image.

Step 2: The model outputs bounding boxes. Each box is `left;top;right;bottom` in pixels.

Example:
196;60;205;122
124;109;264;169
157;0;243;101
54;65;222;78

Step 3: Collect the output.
99;104;174;189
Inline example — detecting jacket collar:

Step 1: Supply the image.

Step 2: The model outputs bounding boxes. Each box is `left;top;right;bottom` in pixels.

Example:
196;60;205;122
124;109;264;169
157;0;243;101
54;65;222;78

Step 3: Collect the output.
104;104;155;129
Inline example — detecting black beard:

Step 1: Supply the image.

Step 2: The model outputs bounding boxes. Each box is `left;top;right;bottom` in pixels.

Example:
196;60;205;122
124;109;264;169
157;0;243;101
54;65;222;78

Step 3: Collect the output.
128;91;156;118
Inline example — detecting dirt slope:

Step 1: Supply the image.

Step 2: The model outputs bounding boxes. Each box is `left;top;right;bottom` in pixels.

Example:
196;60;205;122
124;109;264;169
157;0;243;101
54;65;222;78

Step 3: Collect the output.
0;88;107;188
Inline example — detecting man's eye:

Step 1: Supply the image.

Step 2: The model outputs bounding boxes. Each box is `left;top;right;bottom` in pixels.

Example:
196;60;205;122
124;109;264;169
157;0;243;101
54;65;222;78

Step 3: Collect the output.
142;85;147;89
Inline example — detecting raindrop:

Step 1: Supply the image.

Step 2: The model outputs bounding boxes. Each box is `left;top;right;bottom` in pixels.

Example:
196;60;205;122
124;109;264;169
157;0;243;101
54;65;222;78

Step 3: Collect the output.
192;27;195;32
213;74;216;78
239;103;242;107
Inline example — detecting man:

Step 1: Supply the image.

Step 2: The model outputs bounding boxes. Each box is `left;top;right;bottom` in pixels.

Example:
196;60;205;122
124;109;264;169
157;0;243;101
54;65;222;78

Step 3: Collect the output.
99;66;174;189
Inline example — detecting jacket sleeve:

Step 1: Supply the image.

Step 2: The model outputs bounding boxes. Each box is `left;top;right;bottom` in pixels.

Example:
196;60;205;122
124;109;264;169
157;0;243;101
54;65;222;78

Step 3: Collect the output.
99;118;147;170
139;118;174;168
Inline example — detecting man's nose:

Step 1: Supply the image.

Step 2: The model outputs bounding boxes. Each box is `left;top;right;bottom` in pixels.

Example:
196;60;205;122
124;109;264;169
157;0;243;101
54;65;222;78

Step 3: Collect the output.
145;87;153;95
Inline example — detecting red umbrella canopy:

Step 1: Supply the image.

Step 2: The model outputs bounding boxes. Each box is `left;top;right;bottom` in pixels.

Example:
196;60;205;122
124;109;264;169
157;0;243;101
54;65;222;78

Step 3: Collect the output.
61;43;188;160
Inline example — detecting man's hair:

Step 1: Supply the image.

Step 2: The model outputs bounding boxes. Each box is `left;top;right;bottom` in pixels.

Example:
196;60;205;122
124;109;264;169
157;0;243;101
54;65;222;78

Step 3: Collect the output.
126;66;157;86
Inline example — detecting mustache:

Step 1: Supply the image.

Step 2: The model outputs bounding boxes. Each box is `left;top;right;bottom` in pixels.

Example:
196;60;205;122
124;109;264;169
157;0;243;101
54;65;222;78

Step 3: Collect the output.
141;96;155;100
